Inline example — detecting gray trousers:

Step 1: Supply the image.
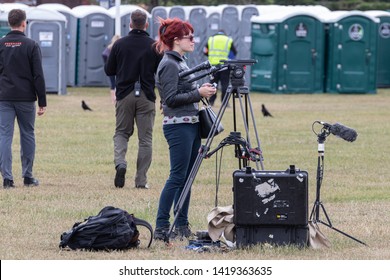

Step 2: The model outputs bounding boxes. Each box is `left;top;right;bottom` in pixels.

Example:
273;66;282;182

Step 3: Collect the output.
113;90;155;186
0;101;36;181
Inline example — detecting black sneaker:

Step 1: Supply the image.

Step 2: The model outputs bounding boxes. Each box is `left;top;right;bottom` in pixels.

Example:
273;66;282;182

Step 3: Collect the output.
114;165;126;188
24;177;39;187
175;223;193;239
154;226;169;241
3;179;15;189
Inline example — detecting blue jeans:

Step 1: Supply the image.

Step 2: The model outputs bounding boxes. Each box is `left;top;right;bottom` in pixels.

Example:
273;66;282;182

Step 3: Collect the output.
156;123;200;228
0;101;36;181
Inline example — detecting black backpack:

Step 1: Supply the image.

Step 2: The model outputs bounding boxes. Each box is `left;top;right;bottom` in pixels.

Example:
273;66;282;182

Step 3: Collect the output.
59;206;153;250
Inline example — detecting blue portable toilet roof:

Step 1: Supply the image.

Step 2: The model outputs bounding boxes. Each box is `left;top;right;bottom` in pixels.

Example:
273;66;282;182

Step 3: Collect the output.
26;7;67;22
37;3;74;15
0;3;30;12
108;4;150;17
72;5;112;18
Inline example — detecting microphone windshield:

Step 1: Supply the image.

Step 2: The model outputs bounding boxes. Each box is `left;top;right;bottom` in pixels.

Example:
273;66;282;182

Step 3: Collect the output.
330;123;358;142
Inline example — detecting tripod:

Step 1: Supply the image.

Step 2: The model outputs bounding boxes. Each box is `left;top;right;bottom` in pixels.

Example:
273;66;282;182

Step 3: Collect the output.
165;60;264;242
309;124;366;246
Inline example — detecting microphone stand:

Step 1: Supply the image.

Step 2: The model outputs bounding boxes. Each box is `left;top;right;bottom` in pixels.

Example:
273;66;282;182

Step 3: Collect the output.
309;125;367;246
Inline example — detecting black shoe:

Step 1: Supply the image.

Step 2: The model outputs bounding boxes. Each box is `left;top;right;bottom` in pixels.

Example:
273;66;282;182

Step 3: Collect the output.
174;223;193;239
114;165;126;188
24;177;39;187
154;226;169;241
3;179;15;189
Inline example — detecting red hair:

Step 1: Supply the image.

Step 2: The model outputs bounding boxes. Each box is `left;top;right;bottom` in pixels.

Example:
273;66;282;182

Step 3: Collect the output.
154;17;194;54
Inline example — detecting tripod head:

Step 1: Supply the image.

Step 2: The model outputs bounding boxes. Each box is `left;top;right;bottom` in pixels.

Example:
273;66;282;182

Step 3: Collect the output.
187;59;257;85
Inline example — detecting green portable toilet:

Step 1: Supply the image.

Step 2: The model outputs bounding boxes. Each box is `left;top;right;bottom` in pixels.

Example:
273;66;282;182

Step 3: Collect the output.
324;11;379;93
251;11;326;93
365;10;390;87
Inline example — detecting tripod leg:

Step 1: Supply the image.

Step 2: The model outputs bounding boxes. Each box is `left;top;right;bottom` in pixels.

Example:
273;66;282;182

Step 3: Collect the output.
166;85;234;241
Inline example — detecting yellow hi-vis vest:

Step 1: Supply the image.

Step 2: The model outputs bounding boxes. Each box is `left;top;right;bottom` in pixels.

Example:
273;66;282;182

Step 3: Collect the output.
208;34;233;66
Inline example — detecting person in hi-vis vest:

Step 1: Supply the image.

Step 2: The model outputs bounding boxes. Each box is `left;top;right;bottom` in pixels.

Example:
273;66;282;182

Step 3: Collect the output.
204;30;237;106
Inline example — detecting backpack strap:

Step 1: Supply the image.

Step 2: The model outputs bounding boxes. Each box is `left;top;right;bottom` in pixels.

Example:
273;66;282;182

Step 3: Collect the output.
133;216;154;248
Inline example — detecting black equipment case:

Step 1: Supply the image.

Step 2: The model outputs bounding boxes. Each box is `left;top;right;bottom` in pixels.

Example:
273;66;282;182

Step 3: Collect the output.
233;166;309;247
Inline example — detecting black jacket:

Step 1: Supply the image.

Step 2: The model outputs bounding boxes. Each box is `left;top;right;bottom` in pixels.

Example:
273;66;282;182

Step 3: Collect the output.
156;51;201;117
104;29;162;102
0;30;46;107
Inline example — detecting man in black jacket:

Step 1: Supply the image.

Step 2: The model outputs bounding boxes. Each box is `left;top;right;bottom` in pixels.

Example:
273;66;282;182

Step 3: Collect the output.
0;9;46;189
105;9;162;189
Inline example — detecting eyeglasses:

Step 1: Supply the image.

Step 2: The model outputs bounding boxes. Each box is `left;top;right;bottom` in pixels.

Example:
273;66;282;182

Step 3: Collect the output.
182;35;194;42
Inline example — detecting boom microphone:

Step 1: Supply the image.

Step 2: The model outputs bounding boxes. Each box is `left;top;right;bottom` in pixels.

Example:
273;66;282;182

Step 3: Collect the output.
179;61;211;78
320;121;358;142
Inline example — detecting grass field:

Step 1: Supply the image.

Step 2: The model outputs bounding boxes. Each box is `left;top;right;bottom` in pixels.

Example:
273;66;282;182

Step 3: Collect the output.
0;86;389;260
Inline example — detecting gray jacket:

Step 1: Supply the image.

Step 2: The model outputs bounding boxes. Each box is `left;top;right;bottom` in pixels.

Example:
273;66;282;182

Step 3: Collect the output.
156;51;201;117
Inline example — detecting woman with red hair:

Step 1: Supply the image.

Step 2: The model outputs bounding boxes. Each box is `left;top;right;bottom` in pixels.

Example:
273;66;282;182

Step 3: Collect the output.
154;18;216;241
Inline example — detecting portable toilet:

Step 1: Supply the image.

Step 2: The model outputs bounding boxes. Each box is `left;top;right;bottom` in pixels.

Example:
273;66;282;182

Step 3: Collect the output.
186;6;208;68
108;5;151;37
72;5;114;87
38;3;77;87
236;5;260;86
324;11;379;93
150;6;170;40
365;10;390;87
219;5;240;45
206;6;221;39
26;8;67;95
169;5;186;20
0;3;30;37
251;11;326;93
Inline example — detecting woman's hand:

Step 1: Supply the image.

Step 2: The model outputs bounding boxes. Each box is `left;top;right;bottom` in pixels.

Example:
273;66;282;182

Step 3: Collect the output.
198;83;217;99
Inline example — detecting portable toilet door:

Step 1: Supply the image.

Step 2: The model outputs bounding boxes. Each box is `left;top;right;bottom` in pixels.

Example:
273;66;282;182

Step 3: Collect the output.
187;6;208;68
250;15;279;93
220;5;240;45
237;5;260;86
325;11;379;93
73;5;114;87
206;6;221;39
150;6;169;40
365;10;390;88
108;5;151;37
169;5;186;20
38;3;77;87
277;11;325;93
26;8;67;95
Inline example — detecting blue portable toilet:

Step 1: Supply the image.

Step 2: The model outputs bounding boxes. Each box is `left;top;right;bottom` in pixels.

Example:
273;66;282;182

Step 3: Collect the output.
186;6;208;68
108;4;151;37
206;6;221;39
365;10;390;88
38;3;77;87
150;6;170;40
323;11;379;93
72;5;114;87
169;5;186;20
237;5;260;86
251;10;327;93
26;8;67;95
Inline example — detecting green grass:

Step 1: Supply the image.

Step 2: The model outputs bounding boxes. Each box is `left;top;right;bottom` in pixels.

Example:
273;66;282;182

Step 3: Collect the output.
0;87;389;260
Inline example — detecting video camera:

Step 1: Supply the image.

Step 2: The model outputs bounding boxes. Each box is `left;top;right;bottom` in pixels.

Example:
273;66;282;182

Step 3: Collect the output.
180;59;257;84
